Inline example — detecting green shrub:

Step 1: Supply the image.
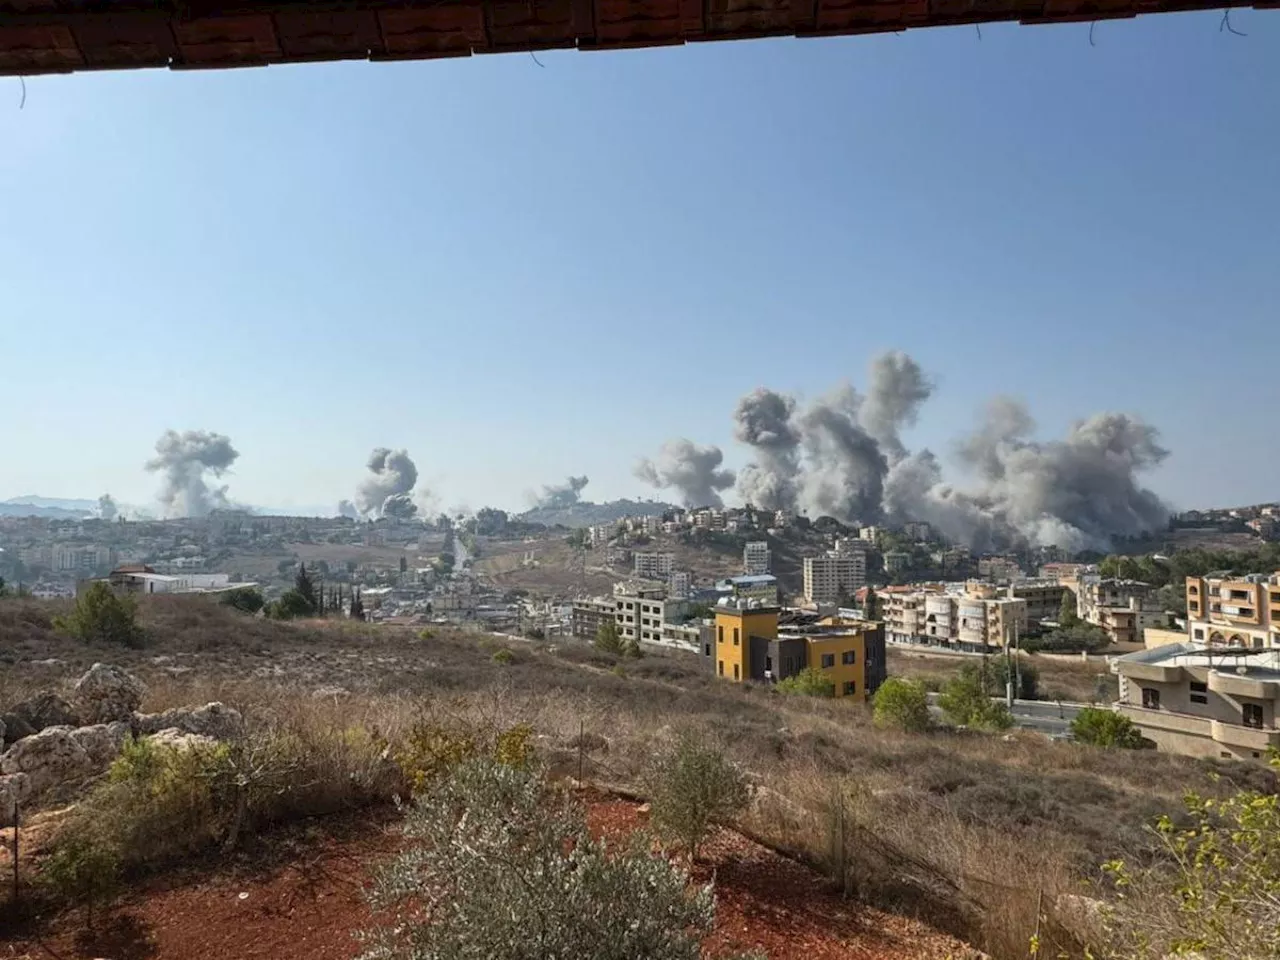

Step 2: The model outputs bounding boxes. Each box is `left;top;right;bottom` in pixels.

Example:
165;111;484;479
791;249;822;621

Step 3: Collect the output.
938;667;1014;731
40;833;121;929
1022;623;1109;654
491;648;514;665
872;677;932;732
417;628;436;641
1070;706;1147;748
54;581;143;647
361;759;744;960
776;666;836;698
645;732;751;862
219;587;264;615
395;720;535;794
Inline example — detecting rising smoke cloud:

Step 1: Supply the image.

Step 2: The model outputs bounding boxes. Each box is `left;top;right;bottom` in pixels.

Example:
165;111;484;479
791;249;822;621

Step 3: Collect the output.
723;351;1170;551
532;476;590;510
634;439;736;508
145;430;239;518
337;500;359;520
356;448;420;520
97;494;119;521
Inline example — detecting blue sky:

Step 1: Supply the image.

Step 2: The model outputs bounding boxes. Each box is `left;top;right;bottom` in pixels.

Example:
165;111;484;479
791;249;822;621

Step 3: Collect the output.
1;10;1277;516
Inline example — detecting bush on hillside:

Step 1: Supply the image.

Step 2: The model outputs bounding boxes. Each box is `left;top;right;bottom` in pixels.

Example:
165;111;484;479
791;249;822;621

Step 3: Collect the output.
645;732;751;862
776;666;835;698
937;667;1014;732
872;677;932;732
1022;623;1110;654
219;586;264;615
361;759;748;960
54;581;144;647
1070;707;1147;749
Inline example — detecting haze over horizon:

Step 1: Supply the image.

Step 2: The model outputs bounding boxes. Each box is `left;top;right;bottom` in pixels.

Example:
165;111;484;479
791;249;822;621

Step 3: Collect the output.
2;11;1277;518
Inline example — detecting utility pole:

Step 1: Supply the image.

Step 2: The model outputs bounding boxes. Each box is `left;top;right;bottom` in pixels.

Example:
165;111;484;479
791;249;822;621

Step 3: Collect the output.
1005;621;1015;711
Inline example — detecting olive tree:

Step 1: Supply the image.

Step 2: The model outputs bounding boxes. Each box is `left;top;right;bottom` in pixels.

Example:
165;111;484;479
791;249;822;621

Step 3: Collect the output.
645;732;751;862
361;758;729;960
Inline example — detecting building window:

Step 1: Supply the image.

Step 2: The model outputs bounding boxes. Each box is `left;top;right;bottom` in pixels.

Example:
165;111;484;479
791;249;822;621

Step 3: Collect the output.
765;655;773;672
1189;681;1208;705
842;650;856;665
704;643;711;657
1243;703;1264;729
1193;628;1204;640
1142;687;1160;709
733;664;740;680
718;626;723;645
733;627;739;647
821;654;835;669
843;681;856;696
718;660;724;677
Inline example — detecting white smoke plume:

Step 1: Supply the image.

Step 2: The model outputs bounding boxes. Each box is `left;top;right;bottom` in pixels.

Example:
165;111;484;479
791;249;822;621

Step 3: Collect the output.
725;351;1170;551
145;430;239;518
97;494;118;521
533;476;589;509
634;439;735;508
338;500;359;519
356;448;419;520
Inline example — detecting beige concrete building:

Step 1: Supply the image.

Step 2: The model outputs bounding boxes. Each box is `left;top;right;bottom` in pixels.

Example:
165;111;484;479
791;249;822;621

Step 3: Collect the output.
1079;577;1166;645
1185;572;1280;649
803;551;866;604
883;581;1027;652
633;551;674;579
1006;578;1068;623
743;541;771;576
1112;643;1280;763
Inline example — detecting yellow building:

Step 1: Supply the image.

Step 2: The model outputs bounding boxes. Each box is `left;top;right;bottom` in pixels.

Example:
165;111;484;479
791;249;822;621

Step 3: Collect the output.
706;599;886;701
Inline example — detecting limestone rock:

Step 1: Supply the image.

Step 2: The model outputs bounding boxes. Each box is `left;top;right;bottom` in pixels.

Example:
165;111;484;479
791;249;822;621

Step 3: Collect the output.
0;773;31;822
134;702;244;741
0;726;96;795
148;728;219;752
69;722;131;769
11;692;79;732
73;663;146;724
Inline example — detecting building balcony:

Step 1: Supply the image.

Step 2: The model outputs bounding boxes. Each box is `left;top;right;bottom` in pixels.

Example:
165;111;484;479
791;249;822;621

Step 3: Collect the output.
1208;671;1279;700
1117;704;1210;737
1115;661;1184;683
1211;720;1280;751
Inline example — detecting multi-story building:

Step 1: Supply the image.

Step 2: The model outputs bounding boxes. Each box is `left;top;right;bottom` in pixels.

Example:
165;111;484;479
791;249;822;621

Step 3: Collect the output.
977;556;1023;582
1185;572;1280;649
54;544;114;573
858;526;881;544
901;521;932;541
661;619;712;651
803;551;866;604
1080;578;1165;645
703;598;886;701
883;550;911;575
743;541;771;576
718;574;779;606
1112;643;1280;763
667;571;692;601
612;582;690;648
571;596;616;641
633;551;674;579
883;582;1028;652
1006;579;1069;624
587;523;617;548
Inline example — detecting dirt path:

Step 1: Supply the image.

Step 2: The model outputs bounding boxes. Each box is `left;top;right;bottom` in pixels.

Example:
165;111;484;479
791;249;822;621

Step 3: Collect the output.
5;800;974;960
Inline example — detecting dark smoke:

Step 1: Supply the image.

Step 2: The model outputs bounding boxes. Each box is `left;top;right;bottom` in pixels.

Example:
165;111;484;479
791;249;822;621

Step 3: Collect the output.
97;494;118;521
357;448;419;520
533;475;589;509
635;439;735;508
145;430;239;518
725;351;1170;551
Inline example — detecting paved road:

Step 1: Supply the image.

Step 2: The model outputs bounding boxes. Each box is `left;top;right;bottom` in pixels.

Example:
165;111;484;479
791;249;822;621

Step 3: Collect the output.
926;692;1085;738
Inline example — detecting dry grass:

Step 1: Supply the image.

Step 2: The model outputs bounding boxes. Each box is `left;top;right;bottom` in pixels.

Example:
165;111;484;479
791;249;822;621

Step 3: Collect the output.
3;594;1274;958
888;646;1120;703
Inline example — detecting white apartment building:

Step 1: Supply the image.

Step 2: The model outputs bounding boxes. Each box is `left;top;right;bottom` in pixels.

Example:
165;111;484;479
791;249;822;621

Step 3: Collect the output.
633;551;675;579
977;556;1023;582
803;551;866;604
858;526;881;544
743;541;771;575
668;571;692;600
588;523;617;548
53;545;113;573
902;521;932;541
884;582;1028;651
614;582;680;647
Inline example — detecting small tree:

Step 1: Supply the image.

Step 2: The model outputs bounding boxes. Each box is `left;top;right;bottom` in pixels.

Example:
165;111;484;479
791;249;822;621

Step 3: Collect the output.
937;666;1013;731
1058;590;1080;627
776;666;836;698
361;759;728;960
646;732;751;862
872;677;932;732
293;563;318;614
1102;764;1280;959
41;834;121;930
219;586;264;615
863;588;879;621
1070;706;1146;748
595;619;624;655
55;582;144;647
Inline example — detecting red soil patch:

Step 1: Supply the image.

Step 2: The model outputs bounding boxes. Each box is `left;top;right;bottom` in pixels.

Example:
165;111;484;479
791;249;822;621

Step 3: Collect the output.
5;798;972;960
